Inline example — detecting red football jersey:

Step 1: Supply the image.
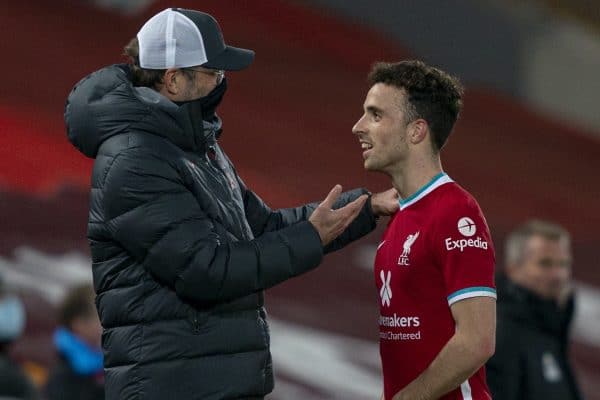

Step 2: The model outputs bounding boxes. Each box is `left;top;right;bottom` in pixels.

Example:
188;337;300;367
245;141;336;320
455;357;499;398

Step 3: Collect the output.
375;173;496;400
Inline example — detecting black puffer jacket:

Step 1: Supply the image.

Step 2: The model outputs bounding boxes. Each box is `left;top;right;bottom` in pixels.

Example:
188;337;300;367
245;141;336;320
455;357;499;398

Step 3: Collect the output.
65;64;377;400
486;275;583;400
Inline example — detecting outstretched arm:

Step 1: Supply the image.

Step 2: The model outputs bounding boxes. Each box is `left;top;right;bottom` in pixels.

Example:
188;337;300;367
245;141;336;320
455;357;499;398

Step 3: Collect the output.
102;150;371;305
102;149;326;305
242;181;397;252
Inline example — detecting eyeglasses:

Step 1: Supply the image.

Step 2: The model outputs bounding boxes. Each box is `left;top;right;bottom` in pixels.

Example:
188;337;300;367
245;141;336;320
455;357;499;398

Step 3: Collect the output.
185;67;225;84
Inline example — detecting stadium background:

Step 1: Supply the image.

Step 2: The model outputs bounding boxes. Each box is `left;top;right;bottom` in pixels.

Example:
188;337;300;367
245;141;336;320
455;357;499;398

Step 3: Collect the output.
0;0;598;398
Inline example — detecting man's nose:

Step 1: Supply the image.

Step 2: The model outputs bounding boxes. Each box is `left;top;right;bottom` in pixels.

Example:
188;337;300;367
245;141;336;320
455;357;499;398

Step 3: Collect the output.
553;265;570;280
352;115;365;135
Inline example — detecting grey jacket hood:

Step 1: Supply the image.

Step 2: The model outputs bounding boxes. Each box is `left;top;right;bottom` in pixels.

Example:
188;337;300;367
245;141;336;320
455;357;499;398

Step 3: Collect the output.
65;64;226;158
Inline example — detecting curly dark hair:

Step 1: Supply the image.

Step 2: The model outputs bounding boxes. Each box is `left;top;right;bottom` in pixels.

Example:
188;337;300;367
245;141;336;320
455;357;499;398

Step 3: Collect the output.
368;60;464;151
123;37;195;88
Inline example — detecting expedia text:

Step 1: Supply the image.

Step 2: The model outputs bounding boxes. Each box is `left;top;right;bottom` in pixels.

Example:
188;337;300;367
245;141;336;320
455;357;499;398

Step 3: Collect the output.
445;236;488;252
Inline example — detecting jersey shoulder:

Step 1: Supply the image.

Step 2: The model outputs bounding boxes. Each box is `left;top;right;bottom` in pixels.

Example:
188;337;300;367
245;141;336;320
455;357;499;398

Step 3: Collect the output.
429;182;491;238
433;182;482;211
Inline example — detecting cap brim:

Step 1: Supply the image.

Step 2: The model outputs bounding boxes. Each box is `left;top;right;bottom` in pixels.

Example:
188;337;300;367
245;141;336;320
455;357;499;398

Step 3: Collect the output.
202;45;255;71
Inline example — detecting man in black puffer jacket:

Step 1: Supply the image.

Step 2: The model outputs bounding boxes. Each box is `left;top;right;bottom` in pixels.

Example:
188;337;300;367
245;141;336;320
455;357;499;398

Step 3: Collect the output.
486;220;583;400
65;8;397;400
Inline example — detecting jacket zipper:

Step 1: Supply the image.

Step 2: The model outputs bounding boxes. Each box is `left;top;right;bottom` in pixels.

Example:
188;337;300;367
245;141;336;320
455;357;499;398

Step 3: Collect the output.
192;313;201;334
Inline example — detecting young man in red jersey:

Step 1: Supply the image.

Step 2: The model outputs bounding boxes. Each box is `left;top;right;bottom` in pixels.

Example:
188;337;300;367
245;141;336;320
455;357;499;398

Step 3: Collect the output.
353;61;496;400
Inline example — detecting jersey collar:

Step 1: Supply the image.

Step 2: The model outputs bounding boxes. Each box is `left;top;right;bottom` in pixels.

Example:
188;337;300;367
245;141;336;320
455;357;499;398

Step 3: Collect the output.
399;172;454;210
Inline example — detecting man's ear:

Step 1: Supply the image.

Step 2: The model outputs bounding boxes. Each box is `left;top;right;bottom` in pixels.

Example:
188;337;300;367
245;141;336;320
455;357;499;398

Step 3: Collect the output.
409;119;429;145
163;68;180;94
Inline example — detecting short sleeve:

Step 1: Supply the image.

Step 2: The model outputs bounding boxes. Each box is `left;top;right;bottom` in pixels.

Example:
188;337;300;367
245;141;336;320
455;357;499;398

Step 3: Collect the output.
432;193;496;306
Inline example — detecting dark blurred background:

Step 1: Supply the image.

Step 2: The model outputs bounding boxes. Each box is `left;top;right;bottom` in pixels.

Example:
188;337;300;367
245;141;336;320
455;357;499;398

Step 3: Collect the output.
0;1;598;399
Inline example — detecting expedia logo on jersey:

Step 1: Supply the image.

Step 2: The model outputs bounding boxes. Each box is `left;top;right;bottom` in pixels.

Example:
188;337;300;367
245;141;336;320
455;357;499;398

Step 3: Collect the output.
445;217;489;252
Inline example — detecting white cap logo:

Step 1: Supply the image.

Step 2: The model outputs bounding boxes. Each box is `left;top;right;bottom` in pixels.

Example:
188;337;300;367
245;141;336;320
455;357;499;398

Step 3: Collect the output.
457;217;476;237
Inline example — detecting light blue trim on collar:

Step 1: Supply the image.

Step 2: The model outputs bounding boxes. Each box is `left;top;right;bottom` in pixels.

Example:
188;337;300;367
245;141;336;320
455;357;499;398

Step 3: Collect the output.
399;172;453;210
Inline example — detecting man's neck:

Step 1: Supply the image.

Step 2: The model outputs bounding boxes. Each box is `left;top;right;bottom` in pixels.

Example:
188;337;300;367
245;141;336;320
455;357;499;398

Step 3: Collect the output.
391;155;443;201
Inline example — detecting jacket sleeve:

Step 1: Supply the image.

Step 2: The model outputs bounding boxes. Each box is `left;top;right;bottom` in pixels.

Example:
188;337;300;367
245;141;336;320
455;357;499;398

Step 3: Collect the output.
485;318;524;400
102;148;323;305
241;182;377;254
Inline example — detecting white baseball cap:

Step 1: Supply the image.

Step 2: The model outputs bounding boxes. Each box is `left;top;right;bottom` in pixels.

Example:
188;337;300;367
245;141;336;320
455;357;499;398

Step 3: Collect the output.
137;8;255;71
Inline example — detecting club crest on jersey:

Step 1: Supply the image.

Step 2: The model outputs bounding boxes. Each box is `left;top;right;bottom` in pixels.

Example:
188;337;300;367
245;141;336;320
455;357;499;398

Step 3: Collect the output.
398;231;419;266
380;270;392;307
445;217;489;252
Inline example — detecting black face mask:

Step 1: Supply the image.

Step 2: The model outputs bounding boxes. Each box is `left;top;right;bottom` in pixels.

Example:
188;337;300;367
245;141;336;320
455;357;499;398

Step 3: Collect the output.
176;78;228;153
174;77;227;118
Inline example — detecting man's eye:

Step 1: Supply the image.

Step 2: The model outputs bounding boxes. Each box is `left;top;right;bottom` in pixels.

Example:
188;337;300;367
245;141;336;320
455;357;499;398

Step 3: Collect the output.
538;258;570;268
538;259;554;268
373;113;381;121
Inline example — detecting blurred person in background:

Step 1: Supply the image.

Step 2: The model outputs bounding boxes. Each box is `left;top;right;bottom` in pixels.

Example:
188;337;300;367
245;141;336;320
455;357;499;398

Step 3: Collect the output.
486;220;583;400
64;7;396;400
0;274;39;400
353;60;496;400
45;284;103;400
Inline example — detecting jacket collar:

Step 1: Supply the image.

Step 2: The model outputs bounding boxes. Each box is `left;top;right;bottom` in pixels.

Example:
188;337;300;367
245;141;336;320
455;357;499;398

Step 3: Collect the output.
172;78;227;153
497;275;574;338
131;68;228;153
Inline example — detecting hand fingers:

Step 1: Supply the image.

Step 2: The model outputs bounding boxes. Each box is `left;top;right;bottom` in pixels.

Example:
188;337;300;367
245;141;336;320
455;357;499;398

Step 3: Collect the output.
324;195;368;242
350;194;368;215
320;184;342;210
348;196;368;222
335;195;367;228
342;194;368;216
